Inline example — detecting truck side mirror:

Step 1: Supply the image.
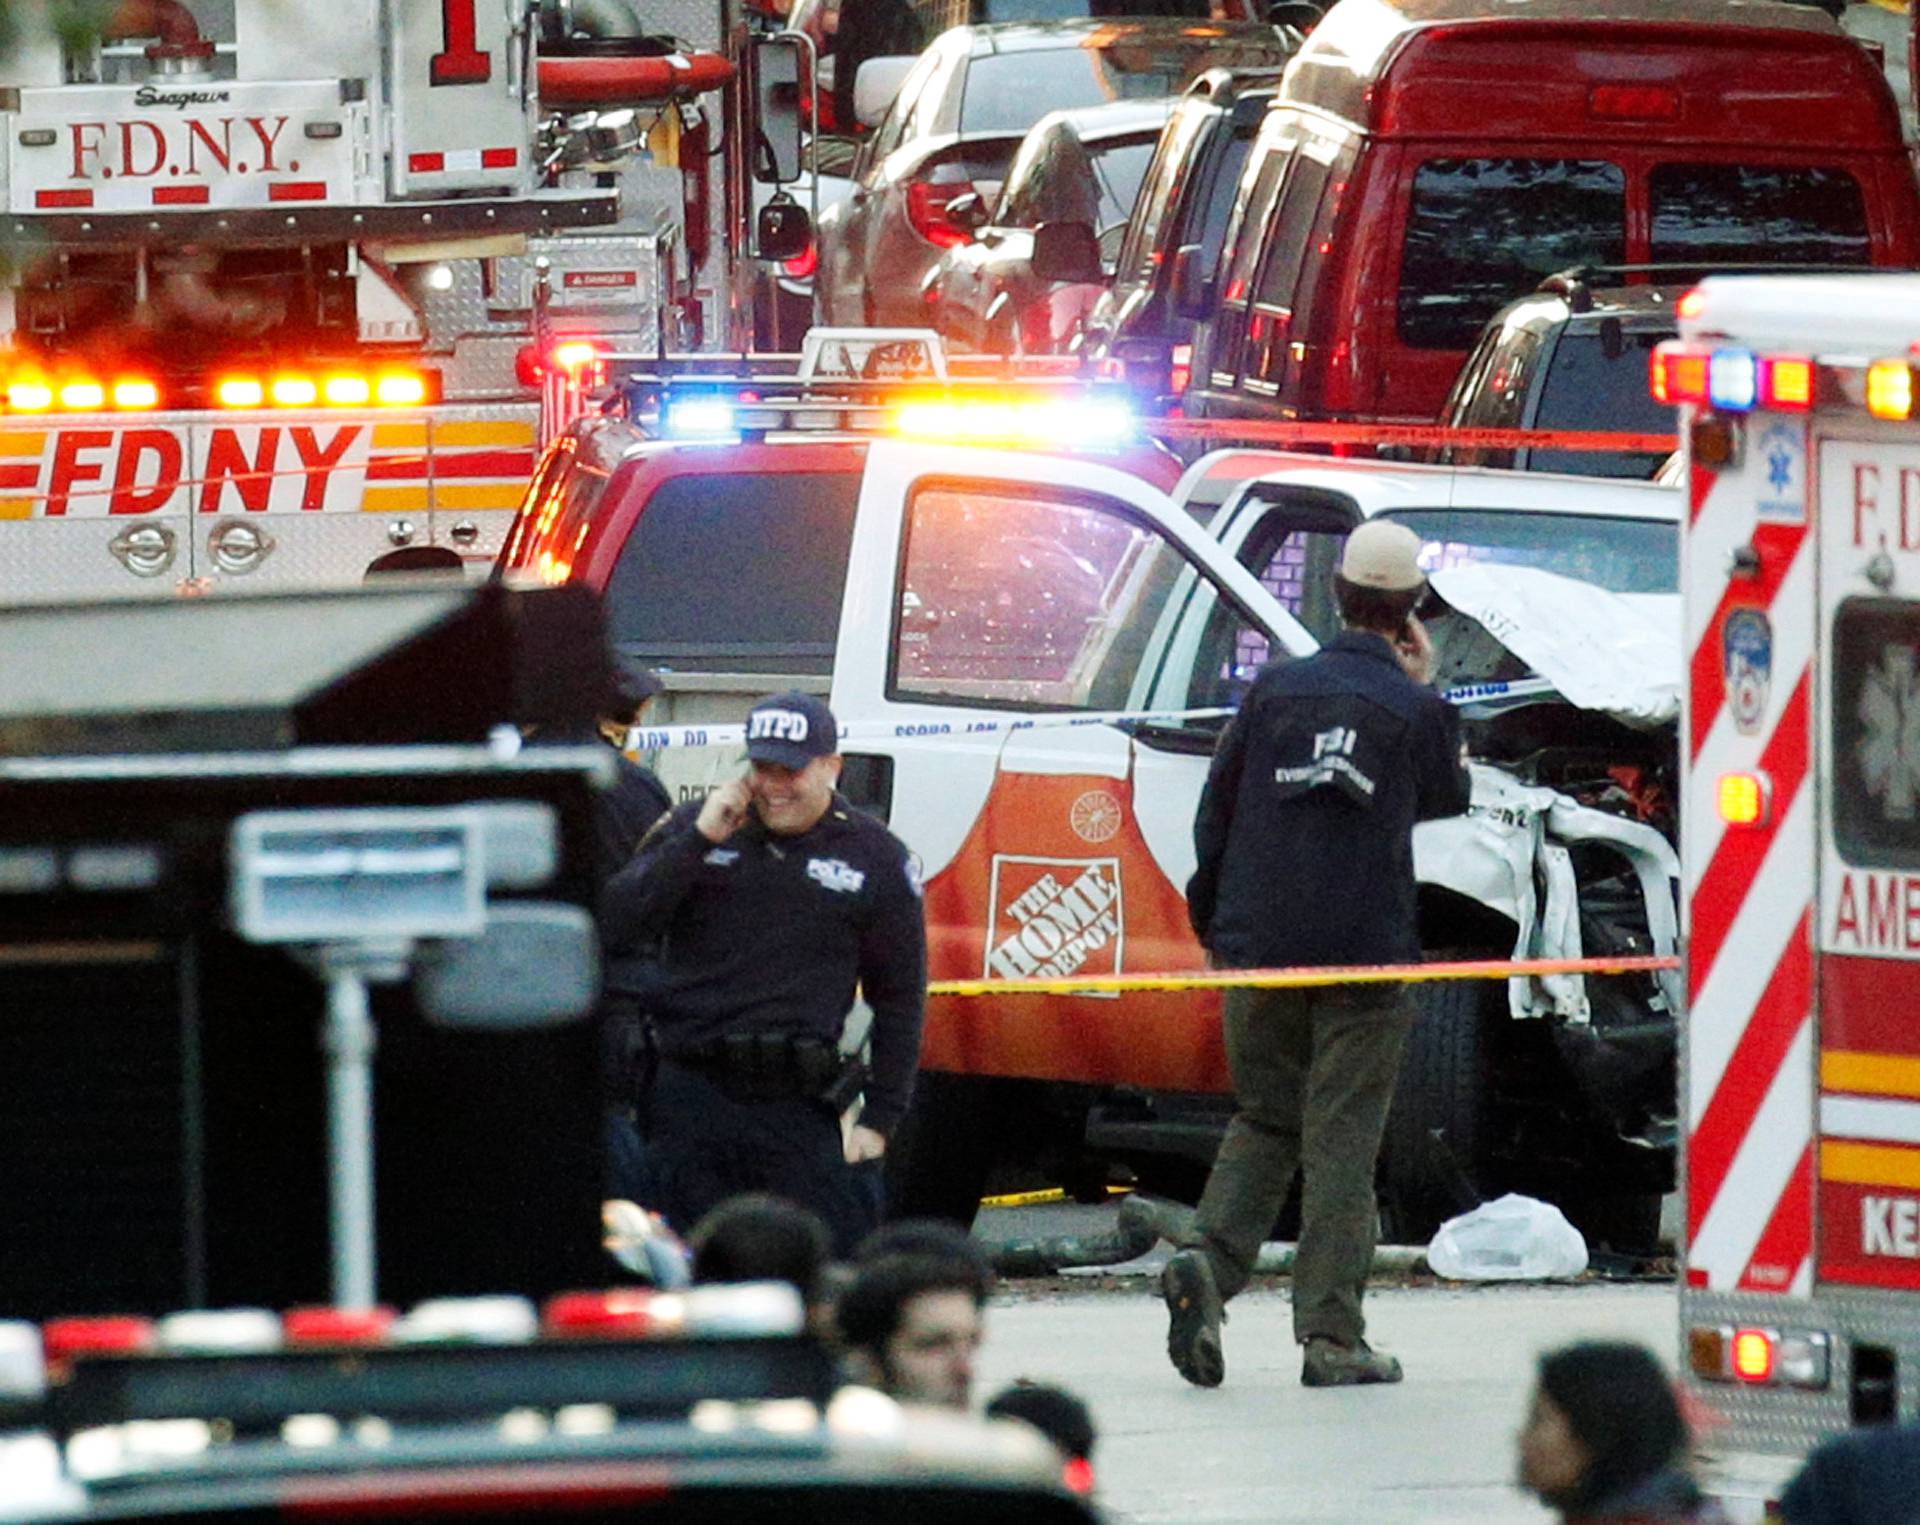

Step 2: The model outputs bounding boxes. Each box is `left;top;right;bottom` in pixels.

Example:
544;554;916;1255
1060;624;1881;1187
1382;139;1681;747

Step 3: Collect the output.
854;55;916;127
748;32;809;184
1171;243;1213;321
756;194;813;262
944;191;990;236
1030;220;1101;285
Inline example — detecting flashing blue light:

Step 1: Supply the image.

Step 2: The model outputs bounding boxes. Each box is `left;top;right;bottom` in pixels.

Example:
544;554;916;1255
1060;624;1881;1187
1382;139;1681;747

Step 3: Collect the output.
1707;349;1758;413
665;396;739;440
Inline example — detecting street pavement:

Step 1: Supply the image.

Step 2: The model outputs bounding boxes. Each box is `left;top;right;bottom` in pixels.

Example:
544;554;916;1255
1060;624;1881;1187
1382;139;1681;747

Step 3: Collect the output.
970;1200;1678;1525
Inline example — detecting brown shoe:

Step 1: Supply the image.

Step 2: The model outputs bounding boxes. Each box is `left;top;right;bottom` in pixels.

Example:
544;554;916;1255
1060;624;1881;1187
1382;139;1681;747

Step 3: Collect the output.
1301;1335;1402;1387
1161;1250;1225;1388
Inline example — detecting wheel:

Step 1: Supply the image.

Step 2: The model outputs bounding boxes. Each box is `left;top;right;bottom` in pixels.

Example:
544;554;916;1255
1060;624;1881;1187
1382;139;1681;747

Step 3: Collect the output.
1381;975;1496;1244
883;1071;1005;1229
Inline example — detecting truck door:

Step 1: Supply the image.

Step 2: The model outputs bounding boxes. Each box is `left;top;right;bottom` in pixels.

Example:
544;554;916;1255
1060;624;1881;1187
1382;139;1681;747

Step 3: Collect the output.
1816;422;1920;1291
838;440;1306;1091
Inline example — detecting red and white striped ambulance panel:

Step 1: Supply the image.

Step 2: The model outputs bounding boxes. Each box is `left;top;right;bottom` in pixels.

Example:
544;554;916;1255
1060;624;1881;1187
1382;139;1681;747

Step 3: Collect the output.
1667;273;1920;1512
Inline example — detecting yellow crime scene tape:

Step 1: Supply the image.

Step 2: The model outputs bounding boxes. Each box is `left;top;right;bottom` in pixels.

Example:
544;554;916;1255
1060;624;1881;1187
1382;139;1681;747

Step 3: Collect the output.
928;952;1678;999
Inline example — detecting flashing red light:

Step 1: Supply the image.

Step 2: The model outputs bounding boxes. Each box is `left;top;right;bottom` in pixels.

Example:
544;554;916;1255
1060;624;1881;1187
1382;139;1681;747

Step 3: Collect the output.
113;379;160;410
217;376;266;408
1063;1458;1096;1495
42;1316;156;1367
1588;84;1679;121
283;1307;399;1346
542;1290;667;1337
1732;1328;1775;1383
271;375;319;407
1169;342;1194;397
1650;345;1709;407
1760;356;1814;412
374;372;428;407
905;180;975;250
783;242;819;280
1677;288;1708;322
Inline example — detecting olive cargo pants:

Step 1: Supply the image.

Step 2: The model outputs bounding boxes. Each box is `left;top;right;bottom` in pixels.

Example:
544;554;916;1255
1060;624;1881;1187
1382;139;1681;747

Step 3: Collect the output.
1182;983;1416;1344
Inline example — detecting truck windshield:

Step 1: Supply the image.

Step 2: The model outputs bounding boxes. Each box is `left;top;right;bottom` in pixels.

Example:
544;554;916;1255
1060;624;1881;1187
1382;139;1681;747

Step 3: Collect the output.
603;471;861;676
1384;508;1676;595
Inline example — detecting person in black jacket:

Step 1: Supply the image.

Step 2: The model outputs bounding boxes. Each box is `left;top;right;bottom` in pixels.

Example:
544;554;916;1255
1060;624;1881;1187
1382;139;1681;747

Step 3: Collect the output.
1162;519;1471;1391
601;690;927;1252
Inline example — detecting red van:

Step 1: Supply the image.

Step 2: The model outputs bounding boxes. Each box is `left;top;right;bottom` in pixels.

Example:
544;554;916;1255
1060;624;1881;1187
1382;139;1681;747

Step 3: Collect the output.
1183;0;1920;430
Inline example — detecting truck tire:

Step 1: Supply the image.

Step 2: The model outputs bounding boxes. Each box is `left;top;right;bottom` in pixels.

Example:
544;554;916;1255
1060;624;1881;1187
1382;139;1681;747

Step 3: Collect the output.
884;1071;1004;1229
1381;975;1494;1244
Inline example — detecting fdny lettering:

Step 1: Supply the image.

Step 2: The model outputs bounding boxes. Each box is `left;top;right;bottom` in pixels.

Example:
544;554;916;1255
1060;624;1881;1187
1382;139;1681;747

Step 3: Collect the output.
747;709;811;743
1831;870;1920;955
67;115;294;181
987;864;1122;979
1863;1195;1920;1258
807;858;866;894
26;424;368;517
1850;460;1920;551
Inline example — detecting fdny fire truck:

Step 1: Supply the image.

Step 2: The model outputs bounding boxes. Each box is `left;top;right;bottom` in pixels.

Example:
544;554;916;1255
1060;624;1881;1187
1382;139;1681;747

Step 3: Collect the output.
0;1;796;601
1662;272;1920;1510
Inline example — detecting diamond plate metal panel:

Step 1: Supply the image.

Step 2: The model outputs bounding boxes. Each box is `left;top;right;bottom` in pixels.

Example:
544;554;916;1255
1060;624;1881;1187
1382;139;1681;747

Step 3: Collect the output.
1682;1282;1920;1463
0;519;186;603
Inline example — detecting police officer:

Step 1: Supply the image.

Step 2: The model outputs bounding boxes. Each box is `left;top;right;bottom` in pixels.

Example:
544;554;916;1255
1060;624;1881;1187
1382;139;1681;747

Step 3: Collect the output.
600;691;926;1253
1162;520;1471;1390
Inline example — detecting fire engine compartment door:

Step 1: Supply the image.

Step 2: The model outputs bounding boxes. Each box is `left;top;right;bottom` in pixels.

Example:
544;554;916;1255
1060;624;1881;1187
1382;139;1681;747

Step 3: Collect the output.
1816;425;1920;1290
836;440;1297;1092
388;1;532;199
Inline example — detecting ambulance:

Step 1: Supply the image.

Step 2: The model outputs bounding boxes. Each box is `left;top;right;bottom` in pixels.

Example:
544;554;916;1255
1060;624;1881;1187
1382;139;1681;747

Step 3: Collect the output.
0;2;780;601
1661;273;1920;1509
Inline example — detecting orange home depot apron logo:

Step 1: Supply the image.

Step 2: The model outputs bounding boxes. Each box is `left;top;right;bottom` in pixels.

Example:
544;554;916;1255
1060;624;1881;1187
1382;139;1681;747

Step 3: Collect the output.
986;857;1125;979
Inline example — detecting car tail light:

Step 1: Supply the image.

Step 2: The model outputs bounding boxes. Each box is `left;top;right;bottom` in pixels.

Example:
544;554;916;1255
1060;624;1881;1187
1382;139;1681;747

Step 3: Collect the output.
782;241;818;280
906;180;975;249
283;1307;398;1346
1588;84;1679;121
42;1316;156;1372
1169;343;1194;397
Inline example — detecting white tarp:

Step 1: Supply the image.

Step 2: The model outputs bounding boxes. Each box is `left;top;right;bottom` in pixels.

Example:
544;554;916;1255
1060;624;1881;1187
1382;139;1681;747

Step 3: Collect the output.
1429;564;1680;729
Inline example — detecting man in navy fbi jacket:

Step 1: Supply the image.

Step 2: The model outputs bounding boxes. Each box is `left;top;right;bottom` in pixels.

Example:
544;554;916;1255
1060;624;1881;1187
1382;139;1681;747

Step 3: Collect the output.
1164;520;1472;1390
600;691;927;1252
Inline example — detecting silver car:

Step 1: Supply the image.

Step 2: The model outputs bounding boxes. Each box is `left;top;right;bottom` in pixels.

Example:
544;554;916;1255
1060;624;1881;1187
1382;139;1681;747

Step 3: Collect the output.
815;18;1296;330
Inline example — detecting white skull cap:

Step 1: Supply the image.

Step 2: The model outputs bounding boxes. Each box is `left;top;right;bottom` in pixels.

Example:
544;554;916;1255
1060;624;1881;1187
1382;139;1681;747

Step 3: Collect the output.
1340;520;1426;592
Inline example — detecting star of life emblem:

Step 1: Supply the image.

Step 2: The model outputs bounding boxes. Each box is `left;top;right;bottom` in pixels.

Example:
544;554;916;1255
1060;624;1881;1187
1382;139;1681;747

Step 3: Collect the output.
1857;642;1920;822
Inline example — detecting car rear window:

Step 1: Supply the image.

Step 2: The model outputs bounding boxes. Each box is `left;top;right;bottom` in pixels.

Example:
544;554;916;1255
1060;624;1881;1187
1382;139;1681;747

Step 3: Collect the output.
1649;164;1871;268
958;36;1288;134
603;471;860;675
1398;160;1627;350
1528;327;1677;479
976;0;1225;17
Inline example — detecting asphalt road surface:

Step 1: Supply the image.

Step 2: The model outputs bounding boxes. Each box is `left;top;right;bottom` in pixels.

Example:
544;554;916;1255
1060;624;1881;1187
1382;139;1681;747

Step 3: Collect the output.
970;1199;1677;1525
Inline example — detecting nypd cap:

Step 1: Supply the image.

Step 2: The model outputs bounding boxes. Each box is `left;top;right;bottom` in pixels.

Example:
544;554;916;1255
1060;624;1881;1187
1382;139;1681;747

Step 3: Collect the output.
744;690;840;769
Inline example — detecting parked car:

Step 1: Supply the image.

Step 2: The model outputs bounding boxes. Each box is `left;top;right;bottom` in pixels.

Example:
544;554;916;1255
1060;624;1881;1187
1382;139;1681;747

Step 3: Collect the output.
788;0;1294;133
922;99;1174;355
1078;67;1284;405
1438;277;1681;479
814;19;1299;330
1180;0;1918;435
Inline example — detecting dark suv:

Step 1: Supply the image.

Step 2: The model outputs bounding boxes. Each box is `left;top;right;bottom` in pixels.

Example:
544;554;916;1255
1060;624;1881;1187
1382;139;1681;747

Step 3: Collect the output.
1077;67;1285;405
1438;278;1681;479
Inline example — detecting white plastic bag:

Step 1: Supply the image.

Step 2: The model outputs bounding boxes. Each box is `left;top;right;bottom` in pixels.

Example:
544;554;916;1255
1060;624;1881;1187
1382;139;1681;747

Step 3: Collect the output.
1426;1193;1589;1281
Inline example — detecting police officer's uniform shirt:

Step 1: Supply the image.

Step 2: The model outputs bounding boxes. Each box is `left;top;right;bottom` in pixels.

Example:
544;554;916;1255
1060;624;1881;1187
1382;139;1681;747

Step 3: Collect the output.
600;795;927;1134
1188;630;1472;970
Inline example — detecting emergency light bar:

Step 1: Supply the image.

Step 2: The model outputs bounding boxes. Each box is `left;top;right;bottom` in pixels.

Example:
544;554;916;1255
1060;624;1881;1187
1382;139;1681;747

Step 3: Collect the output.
1652;340;1917;420
0;368;434;416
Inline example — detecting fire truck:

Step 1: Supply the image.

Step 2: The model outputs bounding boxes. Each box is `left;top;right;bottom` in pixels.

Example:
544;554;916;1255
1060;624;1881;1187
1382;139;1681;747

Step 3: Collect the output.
1662;272;1920;1510
0;1;805;602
